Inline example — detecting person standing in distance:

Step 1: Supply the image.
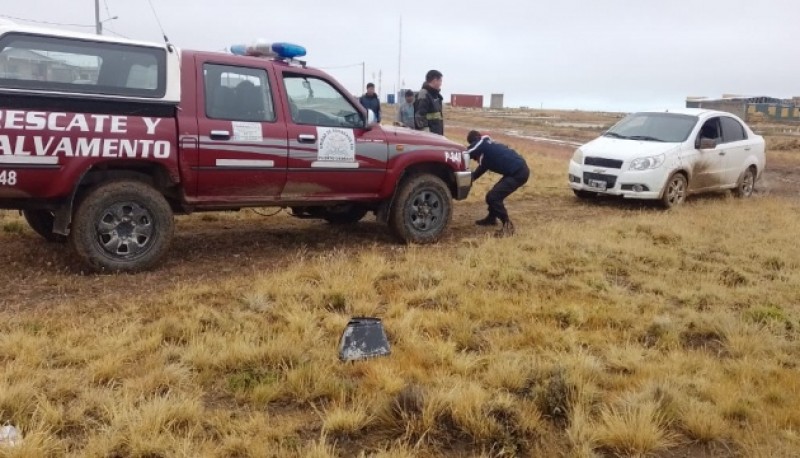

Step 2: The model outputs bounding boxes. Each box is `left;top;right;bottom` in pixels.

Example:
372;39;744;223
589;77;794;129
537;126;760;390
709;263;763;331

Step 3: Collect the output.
414;70;444;135
359;83;381;123
395;89;416;128
467;130;530;237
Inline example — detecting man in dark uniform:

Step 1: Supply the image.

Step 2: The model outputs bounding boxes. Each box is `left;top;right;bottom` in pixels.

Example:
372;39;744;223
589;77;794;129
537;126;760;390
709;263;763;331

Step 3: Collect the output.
467;130;530;236
359;83;381;123
414;70;444;135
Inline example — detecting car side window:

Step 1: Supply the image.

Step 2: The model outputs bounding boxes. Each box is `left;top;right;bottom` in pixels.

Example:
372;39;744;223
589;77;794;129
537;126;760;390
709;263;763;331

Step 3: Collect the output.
282;74;363;128
203;64;274;122
720;117;748;143
697;117;722;146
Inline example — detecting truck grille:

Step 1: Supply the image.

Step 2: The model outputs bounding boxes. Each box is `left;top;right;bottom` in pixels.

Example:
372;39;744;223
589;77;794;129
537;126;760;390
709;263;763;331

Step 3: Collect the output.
583;172;618;189
584;157;623;169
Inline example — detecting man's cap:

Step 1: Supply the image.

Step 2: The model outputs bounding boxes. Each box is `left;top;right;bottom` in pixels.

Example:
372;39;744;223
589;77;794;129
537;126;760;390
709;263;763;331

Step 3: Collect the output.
405;89;414;97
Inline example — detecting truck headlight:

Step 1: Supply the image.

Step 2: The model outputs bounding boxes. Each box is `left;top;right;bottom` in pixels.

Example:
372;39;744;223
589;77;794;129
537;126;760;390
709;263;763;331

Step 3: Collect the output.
630;154;665;171
462;151;471;170
572;149;584;165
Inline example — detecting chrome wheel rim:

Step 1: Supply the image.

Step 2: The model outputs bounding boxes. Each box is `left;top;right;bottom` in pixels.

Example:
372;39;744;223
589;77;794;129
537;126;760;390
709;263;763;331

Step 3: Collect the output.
95;202;155;259
408;189;443;232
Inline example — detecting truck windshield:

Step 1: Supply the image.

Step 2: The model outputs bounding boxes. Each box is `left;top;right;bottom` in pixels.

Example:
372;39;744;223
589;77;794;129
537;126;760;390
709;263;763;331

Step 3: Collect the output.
605;113;698;143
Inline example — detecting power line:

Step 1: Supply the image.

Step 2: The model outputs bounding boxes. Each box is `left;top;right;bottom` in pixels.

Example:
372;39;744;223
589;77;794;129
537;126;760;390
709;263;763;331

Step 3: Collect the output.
318;62;365;70
103;0;113;19
104;27;130;39
0;14;94;28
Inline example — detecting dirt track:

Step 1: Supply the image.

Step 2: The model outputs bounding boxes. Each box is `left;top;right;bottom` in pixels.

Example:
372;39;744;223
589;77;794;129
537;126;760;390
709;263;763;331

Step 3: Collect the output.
1;131;798;312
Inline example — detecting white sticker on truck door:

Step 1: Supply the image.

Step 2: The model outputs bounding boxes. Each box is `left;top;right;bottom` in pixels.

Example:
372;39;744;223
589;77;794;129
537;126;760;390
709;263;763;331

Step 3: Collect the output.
231;121;263;142
313;127;358;168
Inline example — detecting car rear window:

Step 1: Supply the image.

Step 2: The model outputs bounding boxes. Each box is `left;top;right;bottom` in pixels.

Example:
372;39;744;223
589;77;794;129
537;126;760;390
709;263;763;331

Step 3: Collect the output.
0;32;167;98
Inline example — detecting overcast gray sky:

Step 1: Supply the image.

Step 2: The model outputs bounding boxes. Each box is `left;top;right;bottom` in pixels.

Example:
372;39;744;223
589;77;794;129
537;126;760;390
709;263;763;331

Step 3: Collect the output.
3;0;798;111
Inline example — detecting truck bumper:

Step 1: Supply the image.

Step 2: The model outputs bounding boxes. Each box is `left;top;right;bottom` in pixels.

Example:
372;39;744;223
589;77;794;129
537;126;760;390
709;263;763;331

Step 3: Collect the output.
454;171;472;200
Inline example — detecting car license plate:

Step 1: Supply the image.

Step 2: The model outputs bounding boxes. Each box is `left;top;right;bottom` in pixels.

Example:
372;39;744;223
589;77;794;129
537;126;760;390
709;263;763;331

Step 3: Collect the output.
588;179;607;190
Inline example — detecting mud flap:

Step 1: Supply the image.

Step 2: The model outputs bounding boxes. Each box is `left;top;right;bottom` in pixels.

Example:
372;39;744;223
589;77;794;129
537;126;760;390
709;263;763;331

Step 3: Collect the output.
338;317;391;361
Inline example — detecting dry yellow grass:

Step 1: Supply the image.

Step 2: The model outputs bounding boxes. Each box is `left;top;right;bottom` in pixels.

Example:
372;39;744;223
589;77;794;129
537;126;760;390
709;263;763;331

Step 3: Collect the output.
1;109;800;456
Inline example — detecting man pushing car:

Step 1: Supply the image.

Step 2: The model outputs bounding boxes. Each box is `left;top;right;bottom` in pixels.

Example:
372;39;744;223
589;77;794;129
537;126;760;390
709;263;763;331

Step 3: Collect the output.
466;130;530;237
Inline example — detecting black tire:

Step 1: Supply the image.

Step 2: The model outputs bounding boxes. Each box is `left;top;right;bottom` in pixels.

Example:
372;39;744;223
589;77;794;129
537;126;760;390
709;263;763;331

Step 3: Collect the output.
389;174;452;244
22;209;67;243
733;166;756;198
660;173;688;209
323;205;369;225
70;180;174;272
573;190;598;200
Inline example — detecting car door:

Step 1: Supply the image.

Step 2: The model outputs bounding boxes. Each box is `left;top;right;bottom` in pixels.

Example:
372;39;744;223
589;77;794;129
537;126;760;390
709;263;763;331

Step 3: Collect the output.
719;116;751;186
691;117;727;190
279;71;388;200
194;60;288;201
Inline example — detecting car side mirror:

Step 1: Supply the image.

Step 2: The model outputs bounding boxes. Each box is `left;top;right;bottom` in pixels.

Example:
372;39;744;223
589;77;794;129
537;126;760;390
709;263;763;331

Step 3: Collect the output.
698;137;717;150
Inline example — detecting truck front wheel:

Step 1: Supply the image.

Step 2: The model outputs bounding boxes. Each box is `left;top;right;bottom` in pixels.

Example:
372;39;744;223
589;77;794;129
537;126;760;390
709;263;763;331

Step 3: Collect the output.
389;174;452;244
22;209;67;243
70;181;174;272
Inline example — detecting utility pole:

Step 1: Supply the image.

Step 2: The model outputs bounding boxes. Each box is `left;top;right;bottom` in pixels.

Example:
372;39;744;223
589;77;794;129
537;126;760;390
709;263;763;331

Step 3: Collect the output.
361;62;365;93
397;15;402;96
94;0;102;35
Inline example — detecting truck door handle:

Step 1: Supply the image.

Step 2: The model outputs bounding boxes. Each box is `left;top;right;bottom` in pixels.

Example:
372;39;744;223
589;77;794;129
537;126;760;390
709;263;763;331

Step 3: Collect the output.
210;130;231;140
298;134;317;143
718;151;726;156
744;147;751;151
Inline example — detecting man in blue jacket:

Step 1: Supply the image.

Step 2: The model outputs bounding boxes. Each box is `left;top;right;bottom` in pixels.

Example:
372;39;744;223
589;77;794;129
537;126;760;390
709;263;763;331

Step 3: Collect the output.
359;83;381;123
467;130;530;236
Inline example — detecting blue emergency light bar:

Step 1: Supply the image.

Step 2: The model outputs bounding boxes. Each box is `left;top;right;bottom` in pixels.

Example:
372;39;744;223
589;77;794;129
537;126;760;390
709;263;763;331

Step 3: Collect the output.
230;41;307;60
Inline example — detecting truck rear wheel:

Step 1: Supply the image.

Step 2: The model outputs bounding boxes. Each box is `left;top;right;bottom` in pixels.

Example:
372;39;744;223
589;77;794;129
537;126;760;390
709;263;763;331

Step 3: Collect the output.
22;209;67;243
70;180;174;272
389;174;452;244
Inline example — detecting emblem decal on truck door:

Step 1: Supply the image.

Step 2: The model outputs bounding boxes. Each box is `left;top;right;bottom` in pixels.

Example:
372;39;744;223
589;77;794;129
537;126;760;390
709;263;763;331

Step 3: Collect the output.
312;127;358;169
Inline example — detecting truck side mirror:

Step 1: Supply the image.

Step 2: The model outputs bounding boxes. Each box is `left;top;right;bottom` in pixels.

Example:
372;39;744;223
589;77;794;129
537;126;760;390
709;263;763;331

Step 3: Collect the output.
367;109;377;126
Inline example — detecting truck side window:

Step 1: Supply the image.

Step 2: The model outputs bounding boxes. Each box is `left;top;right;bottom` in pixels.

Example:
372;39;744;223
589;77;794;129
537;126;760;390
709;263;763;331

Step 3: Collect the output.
203;64;275;122
282;74;363;128
0;33;165;98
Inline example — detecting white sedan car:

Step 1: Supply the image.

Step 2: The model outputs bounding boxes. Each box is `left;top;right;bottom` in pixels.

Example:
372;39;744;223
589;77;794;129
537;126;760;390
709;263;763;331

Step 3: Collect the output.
568;109;766;207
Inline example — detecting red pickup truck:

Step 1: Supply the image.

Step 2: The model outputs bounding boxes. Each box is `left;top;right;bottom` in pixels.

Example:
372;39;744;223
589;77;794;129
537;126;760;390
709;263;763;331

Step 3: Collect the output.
0;23;472;272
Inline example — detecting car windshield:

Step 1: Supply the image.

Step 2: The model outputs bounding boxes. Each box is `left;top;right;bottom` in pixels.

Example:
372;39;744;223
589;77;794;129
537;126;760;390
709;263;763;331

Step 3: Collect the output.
605;113;698;143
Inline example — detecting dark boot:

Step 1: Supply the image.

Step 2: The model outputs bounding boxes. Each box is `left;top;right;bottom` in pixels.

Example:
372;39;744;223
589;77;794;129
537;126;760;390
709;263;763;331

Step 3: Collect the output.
495;219;515;237
475;215;499;226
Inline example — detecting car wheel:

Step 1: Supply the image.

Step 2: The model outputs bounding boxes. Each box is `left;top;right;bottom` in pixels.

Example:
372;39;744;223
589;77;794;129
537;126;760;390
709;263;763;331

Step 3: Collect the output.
22;209;67;243
389;174;452;244
70;180;174;272
323;205;369;225
660;173;688;209
573;190;598;200
733;166;756;198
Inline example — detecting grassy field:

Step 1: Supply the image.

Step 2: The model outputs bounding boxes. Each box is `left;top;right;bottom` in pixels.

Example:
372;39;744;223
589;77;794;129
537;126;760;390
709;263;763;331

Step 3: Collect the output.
1;109;800;457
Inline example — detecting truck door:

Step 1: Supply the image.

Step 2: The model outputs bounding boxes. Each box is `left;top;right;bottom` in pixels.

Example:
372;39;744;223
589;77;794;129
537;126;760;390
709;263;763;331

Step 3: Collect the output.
194;60;288;201
279;72;388;200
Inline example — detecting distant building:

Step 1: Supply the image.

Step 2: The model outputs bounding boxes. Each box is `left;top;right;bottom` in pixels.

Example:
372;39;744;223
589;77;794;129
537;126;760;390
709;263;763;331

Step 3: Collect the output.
686;95;800;122
490;93;504;109
450;94;483;108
